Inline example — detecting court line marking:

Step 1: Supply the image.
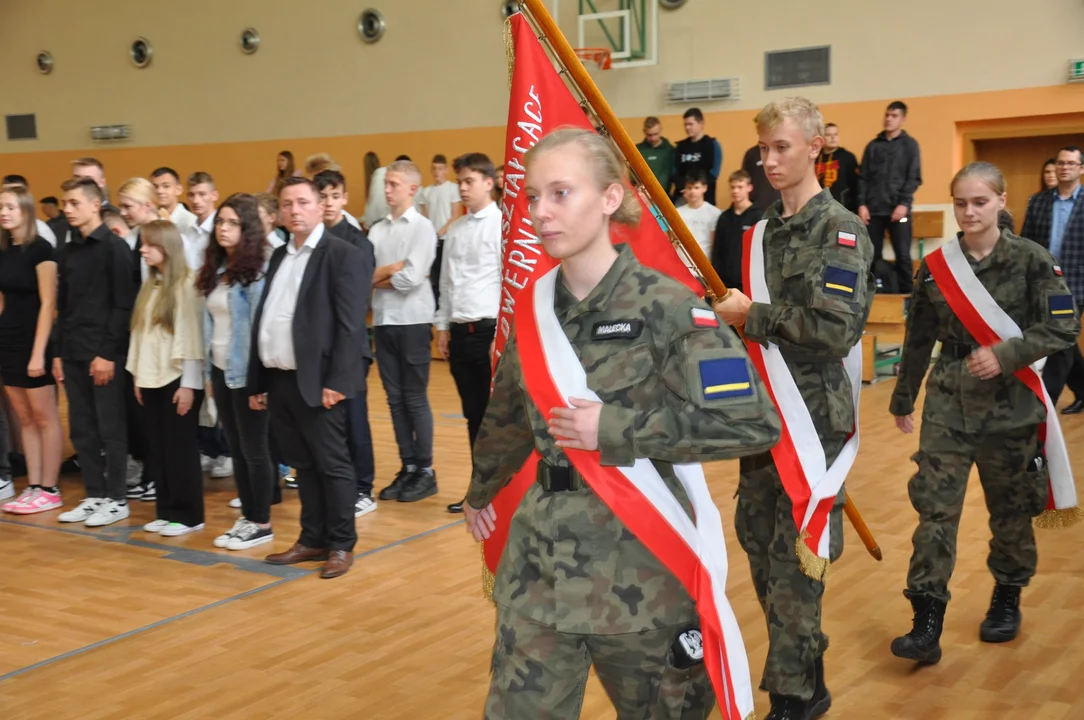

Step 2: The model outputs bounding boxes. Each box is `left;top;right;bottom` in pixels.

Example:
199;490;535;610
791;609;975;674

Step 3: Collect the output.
0;519;464;684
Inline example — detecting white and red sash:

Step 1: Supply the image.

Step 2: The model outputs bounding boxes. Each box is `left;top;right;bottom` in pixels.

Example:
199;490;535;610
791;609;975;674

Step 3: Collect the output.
741;220;863;578
925;239;1079;527
515;268;754;720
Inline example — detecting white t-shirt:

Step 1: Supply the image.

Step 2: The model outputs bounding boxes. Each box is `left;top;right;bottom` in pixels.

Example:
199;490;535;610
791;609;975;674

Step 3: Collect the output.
419;181;461;237
207;282;231;371
676;202;722;266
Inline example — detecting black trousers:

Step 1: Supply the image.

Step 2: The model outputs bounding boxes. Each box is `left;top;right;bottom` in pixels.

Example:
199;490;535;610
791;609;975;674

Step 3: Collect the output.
1043;342;1084;405
868;213;914;294
374;324;434;468
63;359;128;501
345;359;375;497
197;424;231;458
267;369;357;552
124;370;156;489
449;320;496;467
212;367;274;524
142;379;204;527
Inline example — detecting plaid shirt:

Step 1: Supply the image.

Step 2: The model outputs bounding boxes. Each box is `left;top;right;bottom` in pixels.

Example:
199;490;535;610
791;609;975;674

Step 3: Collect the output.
1021;187;1084;304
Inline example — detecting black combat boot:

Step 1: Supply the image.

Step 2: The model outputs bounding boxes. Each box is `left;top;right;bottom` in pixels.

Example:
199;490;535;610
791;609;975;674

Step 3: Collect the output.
890;595;946;664
765;694;808;720
808;655;831;718
979;583;1021;643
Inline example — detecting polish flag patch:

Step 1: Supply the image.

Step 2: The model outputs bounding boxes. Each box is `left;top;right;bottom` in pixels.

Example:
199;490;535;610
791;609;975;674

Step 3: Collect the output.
1054;265;1063;276
691;307;720;328
837;231;857;248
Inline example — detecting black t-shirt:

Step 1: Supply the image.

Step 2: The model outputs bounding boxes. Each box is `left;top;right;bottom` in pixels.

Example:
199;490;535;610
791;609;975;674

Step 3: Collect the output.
0;237;54;334
711;205;764;294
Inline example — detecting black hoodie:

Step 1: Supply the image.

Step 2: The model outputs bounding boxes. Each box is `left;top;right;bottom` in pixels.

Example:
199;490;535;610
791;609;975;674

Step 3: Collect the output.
857;129;922;215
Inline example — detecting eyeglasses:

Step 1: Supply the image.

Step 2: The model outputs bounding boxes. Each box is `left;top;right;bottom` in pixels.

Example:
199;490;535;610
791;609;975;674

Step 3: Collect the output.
213;217;241;228
1054;161;1081;168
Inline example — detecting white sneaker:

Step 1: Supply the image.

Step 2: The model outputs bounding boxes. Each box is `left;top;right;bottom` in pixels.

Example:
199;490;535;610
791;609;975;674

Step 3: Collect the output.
228;497;242;509
143;519;170;533
58;497;104;523
213;517;248;548
159;522;205;537
125;456;144;487
200;454;215;472
355;495;378;518
85;499;130;527
210;457;234;478
0;477;14;501
226;521;273;550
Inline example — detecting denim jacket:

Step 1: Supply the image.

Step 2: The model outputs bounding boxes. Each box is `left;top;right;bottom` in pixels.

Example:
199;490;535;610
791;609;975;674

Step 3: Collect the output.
203;270;266;389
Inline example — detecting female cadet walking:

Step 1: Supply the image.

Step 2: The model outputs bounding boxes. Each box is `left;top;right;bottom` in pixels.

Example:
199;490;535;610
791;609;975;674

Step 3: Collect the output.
889;162;1079;665
462;128;781;720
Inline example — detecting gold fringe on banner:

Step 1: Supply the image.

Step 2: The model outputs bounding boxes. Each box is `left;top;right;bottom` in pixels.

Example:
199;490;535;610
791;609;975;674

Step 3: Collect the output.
482;543;496;602
1034;506;1084;530
795;533;829;583
504;17;516;92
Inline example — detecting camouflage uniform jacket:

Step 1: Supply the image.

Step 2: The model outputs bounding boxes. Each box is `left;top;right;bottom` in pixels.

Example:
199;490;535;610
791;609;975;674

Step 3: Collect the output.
466;244;781;633
743;189;875;439
890;229;1080;434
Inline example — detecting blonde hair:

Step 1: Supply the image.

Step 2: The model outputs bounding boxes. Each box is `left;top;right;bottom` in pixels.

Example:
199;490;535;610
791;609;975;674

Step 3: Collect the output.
951;162;1006;197
754;97;825;141
118;177;157;207
0;184;37;251
131;220;188;335
386;160;422;186
524;128;641;226
304;153;339;177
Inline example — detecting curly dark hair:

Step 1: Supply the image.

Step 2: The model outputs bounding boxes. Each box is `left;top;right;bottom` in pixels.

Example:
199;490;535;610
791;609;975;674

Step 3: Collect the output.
196;193;268;297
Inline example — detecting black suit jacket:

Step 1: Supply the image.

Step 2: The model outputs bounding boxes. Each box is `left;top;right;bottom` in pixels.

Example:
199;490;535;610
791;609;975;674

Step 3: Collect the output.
248;230;368;407
1021;187;1084;303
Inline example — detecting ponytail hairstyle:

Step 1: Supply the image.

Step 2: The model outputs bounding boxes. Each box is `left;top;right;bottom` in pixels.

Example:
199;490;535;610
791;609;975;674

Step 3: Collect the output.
524;127;641;226
950;162;1006;197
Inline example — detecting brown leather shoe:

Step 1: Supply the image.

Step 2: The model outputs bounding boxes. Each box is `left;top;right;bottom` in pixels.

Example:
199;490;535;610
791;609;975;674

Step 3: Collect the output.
264;543;329;565
320;550;354;579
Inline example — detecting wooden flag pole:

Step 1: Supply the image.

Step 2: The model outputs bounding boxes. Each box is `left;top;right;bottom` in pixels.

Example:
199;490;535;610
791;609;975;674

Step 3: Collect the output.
517;0;882;563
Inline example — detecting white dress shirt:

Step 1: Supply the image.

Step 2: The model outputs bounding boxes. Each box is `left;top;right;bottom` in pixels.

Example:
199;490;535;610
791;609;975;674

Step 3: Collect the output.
184;211;214;273
35;219;57;247
370;206;436;327
434;202;502;331
258;224;324;370
344;210;362;231
170;204;198;236
361;166;389;230
421;181;461;237
267;231;285;250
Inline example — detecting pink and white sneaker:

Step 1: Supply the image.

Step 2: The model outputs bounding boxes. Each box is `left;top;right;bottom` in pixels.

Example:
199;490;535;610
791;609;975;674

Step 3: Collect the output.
3;487;63;515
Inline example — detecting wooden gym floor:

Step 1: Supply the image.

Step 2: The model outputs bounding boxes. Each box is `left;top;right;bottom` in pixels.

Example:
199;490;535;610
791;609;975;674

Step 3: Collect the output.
1;365;1083;720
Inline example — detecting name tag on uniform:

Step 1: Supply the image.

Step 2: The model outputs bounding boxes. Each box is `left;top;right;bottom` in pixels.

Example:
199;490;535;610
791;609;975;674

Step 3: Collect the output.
823;267;858;298
591;320;644;340
699;358;753;400
1049;294;1074;318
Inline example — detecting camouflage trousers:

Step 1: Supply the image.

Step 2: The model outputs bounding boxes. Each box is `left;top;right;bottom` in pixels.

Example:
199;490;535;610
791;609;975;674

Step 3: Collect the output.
905;420;1047;604
484;604;715;720
735;434;847;702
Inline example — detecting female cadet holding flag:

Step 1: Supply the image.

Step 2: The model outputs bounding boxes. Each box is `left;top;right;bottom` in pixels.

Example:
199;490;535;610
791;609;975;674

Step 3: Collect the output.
889;162;1079;666
463;127;781;720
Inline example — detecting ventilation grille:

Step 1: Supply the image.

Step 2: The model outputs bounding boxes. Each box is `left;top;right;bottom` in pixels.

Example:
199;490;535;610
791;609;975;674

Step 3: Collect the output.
765;46;830;90
666;78;740;103
5;114;37;141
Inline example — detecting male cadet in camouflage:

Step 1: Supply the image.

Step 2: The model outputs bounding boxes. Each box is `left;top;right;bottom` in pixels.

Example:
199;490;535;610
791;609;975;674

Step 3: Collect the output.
464;128;781;720
714;98;875;720
889;162;1080;666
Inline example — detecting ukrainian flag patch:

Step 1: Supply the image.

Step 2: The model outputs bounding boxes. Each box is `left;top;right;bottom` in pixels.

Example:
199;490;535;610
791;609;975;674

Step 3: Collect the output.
699;358;754;400
1049;294;1075;319
823;266;858;298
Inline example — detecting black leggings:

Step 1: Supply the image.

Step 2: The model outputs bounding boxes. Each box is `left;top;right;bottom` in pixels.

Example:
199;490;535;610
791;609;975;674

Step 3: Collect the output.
212;367;275;524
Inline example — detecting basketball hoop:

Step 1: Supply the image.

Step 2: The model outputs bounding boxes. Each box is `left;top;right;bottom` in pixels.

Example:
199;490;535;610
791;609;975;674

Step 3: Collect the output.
573;47;612;71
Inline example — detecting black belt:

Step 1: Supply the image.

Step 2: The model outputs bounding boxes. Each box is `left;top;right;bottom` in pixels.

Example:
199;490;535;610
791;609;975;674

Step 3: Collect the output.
536;464;587;492
451;318;496;334
940;340;975;359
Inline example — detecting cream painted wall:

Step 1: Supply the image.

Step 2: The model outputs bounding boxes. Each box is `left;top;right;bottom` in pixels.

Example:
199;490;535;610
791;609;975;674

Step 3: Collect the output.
1;0;1083;154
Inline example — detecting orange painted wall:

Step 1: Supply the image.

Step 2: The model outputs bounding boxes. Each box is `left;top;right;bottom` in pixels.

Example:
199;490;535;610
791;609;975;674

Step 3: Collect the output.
4;84;1083;219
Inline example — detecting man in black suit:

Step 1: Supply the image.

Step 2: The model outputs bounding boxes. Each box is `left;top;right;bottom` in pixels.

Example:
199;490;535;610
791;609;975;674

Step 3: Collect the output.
248;177;367;579
1021;145;1084;413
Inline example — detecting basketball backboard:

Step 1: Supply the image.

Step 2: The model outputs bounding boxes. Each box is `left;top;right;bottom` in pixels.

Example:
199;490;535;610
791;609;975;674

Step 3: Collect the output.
548;0;658;68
